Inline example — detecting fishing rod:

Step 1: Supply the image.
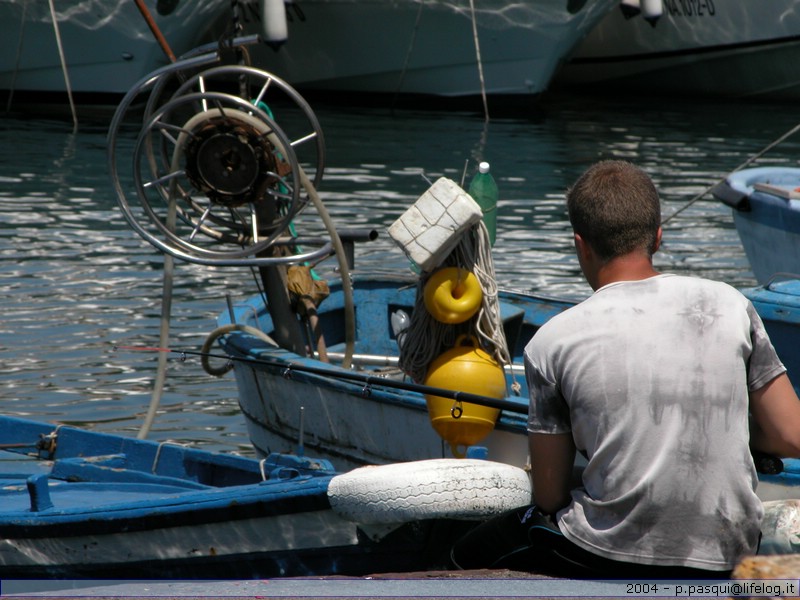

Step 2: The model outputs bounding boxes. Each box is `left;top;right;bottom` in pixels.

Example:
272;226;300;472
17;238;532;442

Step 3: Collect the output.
116;345;529;417
115;346;787;474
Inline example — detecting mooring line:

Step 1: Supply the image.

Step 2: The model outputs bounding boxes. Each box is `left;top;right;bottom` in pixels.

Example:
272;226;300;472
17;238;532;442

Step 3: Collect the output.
47;0;77;131
662;121;800;225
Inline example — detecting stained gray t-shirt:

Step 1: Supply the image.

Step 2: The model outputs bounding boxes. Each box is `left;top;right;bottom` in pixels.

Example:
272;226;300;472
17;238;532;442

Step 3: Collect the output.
524;274;785;570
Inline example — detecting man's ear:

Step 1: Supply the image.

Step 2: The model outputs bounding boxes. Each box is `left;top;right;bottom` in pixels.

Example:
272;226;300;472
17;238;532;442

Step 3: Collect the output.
574;232;600;290
574;233;591;261
652;226;663;254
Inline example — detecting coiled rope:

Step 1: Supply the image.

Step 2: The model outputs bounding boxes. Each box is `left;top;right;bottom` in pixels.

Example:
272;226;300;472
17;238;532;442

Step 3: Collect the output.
200;323;278;377
398;222;516;392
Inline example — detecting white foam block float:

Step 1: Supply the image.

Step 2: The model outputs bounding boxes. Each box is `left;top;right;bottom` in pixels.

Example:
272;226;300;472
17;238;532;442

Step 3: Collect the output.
387;177;483;273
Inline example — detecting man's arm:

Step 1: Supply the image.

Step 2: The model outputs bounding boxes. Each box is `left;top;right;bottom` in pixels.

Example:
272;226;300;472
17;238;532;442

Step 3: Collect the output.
750;372;800;458
529;432;576;515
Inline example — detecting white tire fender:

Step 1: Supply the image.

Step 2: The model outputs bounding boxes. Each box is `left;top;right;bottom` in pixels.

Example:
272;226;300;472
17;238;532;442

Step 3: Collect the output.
327;459;532;525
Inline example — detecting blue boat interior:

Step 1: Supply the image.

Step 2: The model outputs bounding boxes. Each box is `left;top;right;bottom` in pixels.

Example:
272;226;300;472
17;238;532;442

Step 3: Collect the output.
0;416;335;516
220;277;575;404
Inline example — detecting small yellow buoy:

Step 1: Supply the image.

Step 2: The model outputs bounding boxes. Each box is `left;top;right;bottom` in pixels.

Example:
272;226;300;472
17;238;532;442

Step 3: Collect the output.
423;335;506;457
423;267;483;324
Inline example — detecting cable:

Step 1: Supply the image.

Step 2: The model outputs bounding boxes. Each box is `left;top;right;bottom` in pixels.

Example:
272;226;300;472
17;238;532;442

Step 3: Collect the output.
662;122;800;225
6;0;28;114
392;0;425;112
468;0;490;122
200;323;278;376
48;0;77;131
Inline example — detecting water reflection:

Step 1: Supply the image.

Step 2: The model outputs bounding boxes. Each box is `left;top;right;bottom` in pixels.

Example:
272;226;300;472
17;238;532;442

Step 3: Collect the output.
2;92;800;452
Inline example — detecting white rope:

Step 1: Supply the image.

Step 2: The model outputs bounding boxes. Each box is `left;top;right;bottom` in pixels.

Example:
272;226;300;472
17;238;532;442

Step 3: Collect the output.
468;0;490;122
399;222;516;393
399;291;461;384
47;0;78;130
468;224;511;365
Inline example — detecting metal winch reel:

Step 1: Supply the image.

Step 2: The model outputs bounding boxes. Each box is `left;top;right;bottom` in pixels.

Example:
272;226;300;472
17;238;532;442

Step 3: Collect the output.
108;40;330;267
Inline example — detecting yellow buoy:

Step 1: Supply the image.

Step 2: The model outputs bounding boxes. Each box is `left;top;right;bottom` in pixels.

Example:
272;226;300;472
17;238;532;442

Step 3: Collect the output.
423;267;483;324
423;335;506;457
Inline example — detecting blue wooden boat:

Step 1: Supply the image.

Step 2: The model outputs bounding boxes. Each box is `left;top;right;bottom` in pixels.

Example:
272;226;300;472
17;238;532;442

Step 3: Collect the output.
0;414;504;578
213;275;574;471
712;167;800;285
214;273;800;478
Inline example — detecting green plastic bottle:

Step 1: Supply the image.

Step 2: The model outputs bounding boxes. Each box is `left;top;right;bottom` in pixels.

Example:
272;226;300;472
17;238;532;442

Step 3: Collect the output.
468;161;498;246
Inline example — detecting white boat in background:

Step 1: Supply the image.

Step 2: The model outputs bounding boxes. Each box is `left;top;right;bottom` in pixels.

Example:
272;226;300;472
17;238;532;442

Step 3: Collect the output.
239;0;621;99
0;0;228;98
555;0;800;99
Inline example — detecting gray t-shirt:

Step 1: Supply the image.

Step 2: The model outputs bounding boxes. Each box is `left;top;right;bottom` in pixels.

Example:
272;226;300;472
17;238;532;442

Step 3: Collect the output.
524;274;785;570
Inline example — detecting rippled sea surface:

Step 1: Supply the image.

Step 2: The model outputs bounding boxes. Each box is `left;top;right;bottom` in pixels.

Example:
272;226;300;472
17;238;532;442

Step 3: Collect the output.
2;91;799;455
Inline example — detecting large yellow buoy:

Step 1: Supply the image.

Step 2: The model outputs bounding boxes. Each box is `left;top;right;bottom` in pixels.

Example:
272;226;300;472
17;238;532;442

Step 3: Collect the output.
423;335;506;457
423;267;482;324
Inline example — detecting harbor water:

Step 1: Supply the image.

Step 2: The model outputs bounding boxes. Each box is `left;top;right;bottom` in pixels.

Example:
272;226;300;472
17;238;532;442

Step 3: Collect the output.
2;91;799;456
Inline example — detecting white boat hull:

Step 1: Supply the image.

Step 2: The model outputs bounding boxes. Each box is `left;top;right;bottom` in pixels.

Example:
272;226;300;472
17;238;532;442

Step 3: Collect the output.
0;0;227;96
235;361;800;505
240;0;620;97
556;0;800;99
0;511;357;571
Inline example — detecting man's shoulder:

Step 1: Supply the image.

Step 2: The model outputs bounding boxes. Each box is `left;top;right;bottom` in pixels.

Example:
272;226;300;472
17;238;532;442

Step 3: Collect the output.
659;273;744;297
525;295;593;347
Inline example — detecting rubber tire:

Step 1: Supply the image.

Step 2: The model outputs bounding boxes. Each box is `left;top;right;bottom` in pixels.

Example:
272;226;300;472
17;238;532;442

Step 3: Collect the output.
327;459;532;524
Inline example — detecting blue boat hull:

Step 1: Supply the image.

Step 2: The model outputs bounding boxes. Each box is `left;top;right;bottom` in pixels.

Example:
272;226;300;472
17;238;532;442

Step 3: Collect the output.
713;166;800;285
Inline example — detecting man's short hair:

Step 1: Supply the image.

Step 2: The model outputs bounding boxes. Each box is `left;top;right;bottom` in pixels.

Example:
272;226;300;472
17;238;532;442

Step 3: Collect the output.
566;160;661;261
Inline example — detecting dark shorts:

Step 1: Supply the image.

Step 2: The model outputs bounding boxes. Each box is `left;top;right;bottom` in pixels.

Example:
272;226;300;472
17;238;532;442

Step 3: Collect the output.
450;504;732;580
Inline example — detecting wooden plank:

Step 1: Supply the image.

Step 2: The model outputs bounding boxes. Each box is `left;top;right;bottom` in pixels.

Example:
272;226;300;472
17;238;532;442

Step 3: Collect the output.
753;182;800;200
